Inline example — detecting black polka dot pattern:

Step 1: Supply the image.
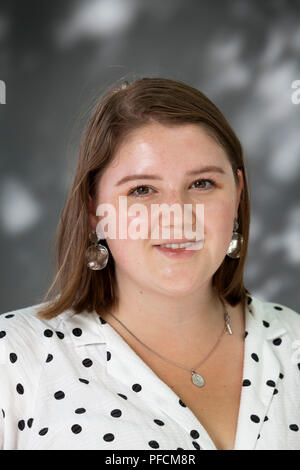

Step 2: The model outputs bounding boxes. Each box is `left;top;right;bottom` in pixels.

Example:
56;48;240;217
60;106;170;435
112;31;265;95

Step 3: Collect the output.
243;379;251;386
54;391;65;400
46;354;53;363
132;383;142;392
266;380;275;387
16;383;24;395
250;414;260;423
75;408;86;414
18;420;25;431
148;440;159;448
190;429;200;439
251;353;259;362
79;378;89;384
0;294;299;450
44;329;53;338
9;353;17;363
117;393;127;400
71;424;82;434
154;419;164;426
82;358;93;368
72;328;82;337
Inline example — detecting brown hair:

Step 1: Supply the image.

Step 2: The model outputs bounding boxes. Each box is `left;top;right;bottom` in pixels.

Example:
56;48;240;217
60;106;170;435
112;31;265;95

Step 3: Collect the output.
36;76;251;320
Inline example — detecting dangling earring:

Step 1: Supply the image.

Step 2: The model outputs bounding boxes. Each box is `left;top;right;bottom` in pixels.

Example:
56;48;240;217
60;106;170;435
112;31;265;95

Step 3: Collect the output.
226;217;243;259
85;230;109;270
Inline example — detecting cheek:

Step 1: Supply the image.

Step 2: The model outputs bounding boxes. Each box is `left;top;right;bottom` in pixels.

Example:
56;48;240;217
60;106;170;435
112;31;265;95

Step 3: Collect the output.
106;238;144;269
97;193;150;264
99;193;152;240
204;200;235;247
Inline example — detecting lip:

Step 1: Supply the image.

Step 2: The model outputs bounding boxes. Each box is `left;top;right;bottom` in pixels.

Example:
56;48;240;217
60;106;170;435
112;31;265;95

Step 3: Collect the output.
153;238;199;245
154;240;203;258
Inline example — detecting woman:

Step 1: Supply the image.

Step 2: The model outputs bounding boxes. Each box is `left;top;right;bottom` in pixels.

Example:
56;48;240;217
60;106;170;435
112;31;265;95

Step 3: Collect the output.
0;77;299;450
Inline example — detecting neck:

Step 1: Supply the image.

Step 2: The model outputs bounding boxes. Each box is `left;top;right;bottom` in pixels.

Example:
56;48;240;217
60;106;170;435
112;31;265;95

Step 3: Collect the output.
105;270;227;354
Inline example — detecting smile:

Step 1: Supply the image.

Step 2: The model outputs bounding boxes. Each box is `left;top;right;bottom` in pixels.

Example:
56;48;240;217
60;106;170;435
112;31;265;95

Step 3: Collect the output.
154;239;203;258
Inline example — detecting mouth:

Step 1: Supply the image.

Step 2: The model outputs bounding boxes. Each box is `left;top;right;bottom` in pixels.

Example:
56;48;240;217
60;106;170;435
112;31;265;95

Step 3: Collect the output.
153;239;203;257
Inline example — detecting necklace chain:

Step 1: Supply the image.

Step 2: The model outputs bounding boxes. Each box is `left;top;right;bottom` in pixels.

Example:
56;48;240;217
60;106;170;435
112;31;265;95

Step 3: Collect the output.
106;299;232;376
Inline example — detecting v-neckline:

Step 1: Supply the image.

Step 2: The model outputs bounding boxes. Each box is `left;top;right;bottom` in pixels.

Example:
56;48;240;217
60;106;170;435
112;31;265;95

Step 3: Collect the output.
87;296;286;450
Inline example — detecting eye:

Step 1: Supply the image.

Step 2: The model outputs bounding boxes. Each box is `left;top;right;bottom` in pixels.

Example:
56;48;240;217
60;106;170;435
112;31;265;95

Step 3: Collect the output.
127;179;217;198
190;178;216;190
127;185;155;197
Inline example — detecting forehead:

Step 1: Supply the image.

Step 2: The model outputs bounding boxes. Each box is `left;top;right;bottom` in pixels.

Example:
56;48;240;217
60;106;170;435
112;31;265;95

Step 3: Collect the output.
104;122;231;180
115;123;226;164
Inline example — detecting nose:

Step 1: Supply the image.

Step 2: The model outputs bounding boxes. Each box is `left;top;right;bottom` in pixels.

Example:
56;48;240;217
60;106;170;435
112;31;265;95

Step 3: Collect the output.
151;190;203;241
161;188;188;206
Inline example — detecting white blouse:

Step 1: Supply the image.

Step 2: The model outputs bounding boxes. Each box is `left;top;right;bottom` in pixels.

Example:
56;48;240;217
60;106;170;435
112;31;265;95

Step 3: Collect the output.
0;293;300;450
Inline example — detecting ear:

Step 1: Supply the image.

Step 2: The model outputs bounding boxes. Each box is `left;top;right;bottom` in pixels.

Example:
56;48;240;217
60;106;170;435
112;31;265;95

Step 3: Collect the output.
88;194;98;232
235;169;244;217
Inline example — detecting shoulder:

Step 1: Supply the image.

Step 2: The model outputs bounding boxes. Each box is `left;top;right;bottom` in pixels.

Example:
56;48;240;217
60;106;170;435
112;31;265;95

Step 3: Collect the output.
0;302;75;365
248;294;300;339
0;301;61;330
0;301;105;364
0;302;81;415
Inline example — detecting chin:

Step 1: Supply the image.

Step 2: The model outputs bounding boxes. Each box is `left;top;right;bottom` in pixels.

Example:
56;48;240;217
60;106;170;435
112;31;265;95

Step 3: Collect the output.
156;281;200;297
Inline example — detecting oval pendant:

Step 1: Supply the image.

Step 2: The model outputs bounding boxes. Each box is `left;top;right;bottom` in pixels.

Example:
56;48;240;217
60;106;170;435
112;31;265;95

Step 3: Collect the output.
191;372;205;387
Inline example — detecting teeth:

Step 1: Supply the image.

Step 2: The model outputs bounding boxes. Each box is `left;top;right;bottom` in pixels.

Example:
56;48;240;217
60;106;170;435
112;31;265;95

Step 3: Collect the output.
159;241;197;249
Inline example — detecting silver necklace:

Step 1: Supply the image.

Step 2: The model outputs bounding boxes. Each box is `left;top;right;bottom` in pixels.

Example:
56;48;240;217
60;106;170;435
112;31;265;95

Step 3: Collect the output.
106;299;233;388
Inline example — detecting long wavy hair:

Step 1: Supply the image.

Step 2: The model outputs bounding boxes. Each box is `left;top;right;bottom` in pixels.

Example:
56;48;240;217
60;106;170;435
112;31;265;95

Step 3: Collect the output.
36;76;251;320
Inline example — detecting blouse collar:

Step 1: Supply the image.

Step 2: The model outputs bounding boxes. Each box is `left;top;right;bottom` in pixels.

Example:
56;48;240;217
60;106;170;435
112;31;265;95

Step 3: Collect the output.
59;294;288;450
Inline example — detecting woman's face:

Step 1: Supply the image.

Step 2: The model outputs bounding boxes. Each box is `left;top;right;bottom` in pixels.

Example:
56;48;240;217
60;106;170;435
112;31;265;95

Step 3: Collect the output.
89;122;243;297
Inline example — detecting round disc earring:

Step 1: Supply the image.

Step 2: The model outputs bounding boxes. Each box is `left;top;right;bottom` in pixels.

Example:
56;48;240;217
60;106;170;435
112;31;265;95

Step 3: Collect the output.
85;231;109;270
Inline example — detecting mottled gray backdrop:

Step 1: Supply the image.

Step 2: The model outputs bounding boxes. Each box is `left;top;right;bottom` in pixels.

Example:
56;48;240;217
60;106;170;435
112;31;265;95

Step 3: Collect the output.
0;0;299;314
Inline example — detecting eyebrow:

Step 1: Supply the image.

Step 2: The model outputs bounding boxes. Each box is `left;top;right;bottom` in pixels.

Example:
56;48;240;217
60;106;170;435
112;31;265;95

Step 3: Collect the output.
115;165;226;186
